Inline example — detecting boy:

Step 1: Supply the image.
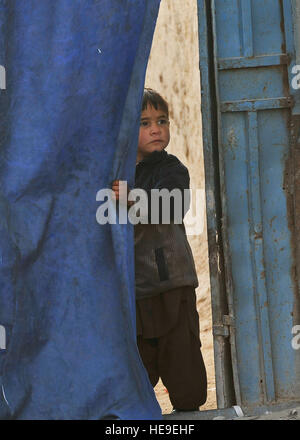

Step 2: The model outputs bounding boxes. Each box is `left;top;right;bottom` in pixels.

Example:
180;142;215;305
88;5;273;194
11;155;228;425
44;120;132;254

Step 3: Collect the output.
112;88;207;412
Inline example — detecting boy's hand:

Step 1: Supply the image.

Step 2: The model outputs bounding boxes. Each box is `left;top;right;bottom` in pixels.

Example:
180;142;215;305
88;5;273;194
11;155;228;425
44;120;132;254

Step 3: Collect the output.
111;180;134;206
112;179;121;201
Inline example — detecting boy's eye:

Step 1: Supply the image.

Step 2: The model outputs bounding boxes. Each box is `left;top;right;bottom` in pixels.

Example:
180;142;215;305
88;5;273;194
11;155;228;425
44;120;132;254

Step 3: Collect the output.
140;118;169;127
158;118;169;125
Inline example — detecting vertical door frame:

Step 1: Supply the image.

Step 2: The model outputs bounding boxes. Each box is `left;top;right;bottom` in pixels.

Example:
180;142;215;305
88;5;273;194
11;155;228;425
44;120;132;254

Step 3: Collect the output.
197;0;238;408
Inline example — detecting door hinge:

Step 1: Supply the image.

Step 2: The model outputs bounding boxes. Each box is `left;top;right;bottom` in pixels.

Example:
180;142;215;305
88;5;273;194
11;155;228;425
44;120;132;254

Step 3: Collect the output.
213;315;235;337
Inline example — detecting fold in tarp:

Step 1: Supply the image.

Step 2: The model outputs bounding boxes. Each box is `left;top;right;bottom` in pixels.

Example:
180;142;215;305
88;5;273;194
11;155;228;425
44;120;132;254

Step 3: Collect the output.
0;0;162;419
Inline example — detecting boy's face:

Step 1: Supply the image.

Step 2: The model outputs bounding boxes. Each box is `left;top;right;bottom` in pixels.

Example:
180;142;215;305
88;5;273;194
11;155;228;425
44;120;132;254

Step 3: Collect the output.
137;104;170;162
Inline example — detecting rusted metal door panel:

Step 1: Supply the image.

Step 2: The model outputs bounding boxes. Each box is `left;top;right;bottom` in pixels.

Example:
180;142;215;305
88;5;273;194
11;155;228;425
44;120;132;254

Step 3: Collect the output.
198;0;300;408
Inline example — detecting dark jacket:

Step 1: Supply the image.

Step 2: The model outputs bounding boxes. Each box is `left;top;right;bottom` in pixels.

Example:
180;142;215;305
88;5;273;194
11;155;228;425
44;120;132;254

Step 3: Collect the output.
134;150;198;299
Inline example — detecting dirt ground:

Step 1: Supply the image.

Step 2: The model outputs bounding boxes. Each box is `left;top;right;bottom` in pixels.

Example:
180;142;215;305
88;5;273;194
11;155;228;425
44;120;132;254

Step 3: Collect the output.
232;406;300;420
163;403;300;420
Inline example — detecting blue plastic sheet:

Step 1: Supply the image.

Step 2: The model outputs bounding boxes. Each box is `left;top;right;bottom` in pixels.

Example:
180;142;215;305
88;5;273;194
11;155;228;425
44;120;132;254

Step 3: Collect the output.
0;0;162;419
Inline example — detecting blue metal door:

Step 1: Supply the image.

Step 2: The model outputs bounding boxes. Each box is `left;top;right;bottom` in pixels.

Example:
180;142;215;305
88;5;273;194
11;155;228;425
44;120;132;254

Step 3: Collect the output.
198;0;300;408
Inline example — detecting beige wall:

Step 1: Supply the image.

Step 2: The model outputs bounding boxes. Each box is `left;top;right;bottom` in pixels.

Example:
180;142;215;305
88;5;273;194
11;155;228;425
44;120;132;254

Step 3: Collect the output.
145;0;216;411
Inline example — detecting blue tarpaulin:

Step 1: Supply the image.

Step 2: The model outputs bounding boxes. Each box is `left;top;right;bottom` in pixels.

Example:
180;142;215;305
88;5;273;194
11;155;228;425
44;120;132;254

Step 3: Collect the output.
0;0;162;419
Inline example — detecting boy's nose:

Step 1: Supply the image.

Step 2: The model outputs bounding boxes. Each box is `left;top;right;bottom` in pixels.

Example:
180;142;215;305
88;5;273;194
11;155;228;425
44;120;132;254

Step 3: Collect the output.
150;122;161;134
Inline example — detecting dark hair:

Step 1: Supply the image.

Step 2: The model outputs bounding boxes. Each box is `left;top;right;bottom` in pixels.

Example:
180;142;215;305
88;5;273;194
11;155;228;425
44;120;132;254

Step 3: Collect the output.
142;88;169;116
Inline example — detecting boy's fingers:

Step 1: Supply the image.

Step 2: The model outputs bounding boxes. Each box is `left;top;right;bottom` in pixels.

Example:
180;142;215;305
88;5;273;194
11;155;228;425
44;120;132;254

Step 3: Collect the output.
112;182;121;192
111;181;130;203
111;191;119;199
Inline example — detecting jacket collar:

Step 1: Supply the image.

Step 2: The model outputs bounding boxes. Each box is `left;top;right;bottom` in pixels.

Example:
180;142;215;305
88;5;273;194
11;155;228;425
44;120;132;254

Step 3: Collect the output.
137;150;168;167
